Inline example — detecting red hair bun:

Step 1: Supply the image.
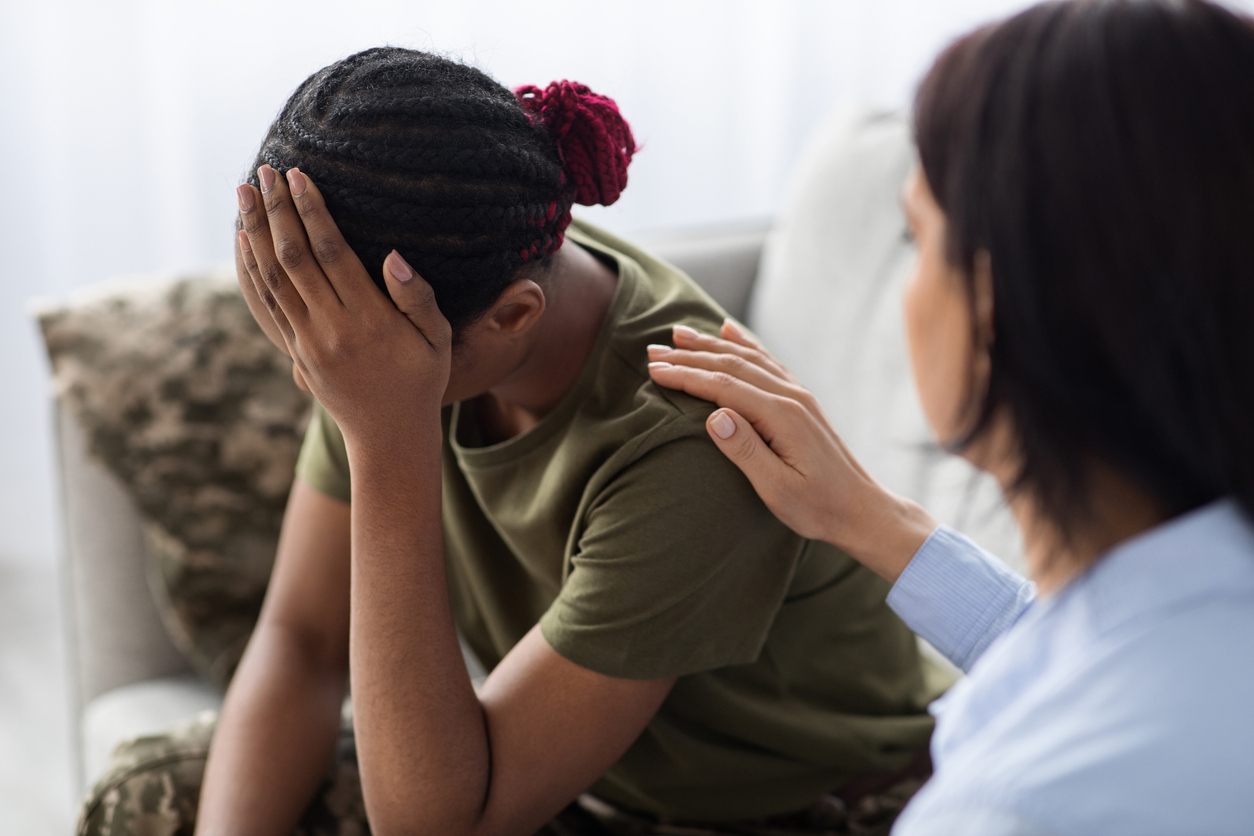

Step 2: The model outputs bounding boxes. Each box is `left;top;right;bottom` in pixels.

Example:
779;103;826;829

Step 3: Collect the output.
515;80;636;207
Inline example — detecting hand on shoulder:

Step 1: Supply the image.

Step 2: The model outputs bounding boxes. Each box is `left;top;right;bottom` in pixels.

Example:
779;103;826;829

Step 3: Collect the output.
647;320;937;583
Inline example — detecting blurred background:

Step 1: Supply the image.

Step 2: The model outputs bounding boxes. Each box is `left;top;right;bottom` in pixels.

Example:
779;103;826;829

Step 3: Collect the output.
5;1;1248;832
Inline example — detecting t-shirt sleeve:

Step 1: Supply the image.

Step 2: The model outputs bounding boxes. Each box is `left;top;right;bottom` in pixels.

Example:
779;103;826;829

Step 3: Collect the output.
294;403;351;504
539;435;806;679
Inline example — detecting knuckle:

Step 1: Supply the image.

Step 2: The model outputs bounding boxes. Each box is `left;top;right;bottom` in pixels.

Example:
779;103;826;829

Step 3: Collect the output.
733;432;758;460
765;360;789;379
764;392;790;413
310;237;343;265
716;353;751;375
295;195;321;218
239;252;260;276
239;210;264;234
259;261;283;289
414;283;438;309
793;387;820;410
264;194;286;218
780;397;810;421
275;237;305;270
318;332;351;364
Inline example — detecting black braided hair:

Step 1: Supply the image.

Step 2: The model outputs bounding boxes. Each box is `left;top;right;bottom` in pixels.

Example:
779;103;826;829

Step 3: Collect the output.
248;48;600;336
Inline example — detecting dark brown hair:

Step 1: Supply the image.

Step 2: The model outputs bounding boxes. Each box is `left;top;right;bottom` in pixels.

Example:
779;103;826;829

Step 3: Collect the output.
914;0;1254;533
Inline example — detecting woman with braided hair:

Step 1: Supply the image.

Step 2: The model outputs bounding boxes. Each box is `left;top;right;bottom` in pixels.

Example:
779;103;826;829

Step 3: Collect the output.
79;48;938;836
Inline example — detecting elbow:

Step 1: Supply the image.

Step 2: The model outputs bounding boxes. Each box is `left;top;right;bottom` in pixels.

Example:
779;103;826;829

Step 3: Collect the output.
363;793;492;836
367;814;485;836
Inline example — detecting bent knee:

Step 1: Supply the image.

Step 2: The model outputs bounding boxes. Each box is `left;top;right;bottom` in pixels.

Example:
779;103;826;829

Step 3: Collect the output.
77;713;215;836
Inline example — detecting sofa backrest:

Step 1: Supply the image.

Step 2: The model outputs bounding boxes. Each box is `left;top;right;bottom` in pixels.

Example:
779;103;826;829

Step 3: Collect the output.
748;108;1025;570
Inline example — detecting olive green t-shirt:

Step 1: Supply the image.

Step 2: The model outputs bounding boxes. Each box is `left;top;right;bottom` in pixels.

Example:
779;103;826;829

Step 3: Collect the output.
295;220;941;820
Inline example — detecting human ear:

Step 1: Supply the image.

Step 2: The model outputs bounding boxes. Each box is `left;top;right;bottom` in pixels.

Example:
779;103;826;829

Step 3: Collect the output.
486;279;546;336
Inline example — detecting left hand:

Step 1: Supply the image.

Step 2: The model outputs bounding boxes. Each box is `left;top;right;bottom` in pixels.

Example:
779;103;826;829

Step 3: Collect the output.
236;164;451;444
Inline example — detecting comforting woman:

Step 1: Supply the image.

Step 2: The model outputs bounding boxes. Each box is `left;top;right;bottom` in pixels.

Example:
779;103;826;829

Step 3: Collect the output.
649;1;1254;834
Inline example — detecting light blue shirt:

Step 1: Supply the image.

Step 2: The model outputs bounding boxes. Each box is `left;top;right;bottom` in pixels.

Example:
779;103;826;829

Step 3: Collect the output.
886;499;1254;836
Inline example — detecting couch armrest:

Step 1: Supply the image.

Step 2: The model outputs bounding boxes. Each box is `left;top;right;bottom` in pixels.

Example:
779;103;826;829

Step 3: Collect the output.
55;401;191;720
639;224;769;322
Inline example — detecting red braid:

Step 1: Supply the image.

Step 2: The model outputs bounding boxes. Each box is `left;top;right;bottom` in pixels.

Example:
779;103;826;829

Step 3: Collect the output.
515;81;636;208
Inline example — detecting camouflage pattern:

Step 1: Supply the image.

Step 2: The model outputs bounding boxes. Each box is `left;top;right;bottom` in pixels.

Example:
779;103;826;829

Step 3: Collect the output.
77;712;919;836
38;274;312;688
77;711;368;836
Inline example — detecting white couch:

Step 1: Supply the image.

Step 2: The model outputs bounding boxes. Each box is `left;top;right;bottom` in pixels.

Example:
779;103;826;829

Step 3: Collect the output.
52;107;1022;797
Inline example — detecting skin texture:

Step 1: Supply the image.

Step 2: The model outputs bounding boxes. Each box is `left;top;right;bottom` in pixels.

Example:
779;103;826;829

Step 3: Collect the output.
647;166;1164;594
197;165;674;836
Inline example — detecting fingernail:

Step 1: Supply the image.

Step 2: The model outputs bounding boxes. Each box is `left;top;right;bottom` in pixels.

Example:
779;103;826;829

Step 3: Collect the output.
287;168;306;197
673;324;699;340
647;344;671;356
648;361;672;372
237;230;251;253
258;165;275;193
723;318;744;336
236;185;255;213
710;411;736;439
388;250;414;282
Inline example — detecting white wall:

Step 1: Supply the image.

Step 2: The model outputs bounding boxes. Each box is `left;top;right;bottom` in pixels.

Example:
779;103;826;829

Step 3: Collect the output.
4;0;1247;564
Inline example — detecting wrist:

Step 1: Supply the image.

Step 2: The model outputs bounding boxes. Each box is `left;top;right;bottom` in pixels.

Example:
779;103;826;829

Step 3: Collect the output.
341;412;444;475
830;488;937;585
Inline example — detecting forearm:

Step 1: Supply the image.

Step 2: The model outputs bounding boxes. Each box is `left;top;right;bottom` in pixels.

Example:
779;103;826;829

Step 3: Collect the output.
195;625;347;836
346;434;490;835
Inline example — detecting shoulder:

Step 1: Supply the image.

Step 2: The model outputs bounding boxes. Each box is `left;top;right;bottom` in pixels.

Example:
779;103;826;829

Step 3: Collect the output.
589;432;779;517
567;220;737;441
933;591;1254;834
569;219;732;359
545;433;806;678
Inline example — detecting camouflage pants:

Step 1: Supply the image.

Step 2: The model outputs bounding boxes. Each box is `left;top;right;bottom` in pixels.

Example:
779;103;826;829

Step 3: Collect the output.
78;713;921;836
77;711;368;836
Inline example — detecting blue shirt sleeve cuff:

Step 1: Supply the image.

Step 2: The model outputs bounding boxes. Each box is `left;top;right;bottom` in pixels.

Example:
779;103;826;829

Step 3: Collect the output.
887;525;1036;672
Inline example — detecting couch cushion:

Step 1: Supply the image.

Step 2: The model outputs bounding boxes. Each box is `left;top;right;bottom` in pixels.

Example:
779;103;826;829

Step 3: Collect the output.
37;273;311;689
747;107;1024;569
639;225;768;322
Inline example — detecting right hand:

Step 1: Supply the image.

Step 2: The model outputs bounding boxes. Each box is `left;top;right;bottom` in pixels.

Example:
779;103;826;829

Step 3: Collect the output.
647;320;937;583
236;166;452;446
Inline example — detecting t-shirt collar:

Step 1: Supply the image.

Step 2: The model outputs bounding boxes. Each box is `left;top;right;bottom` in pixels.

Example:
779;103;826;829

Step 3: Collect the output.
448;227;641;466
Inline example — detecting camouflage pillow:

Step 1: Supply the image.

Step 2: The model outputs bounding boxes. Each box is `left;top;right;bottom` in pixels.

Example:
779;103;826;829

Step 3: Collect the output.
39;272;310;689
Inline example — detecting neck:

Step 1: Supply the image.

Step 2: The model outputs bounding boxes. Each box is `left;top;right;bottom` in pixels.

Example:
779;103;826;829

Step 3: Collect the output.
1001;465;1167;596
965;414;1167;595
476;243;618;442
